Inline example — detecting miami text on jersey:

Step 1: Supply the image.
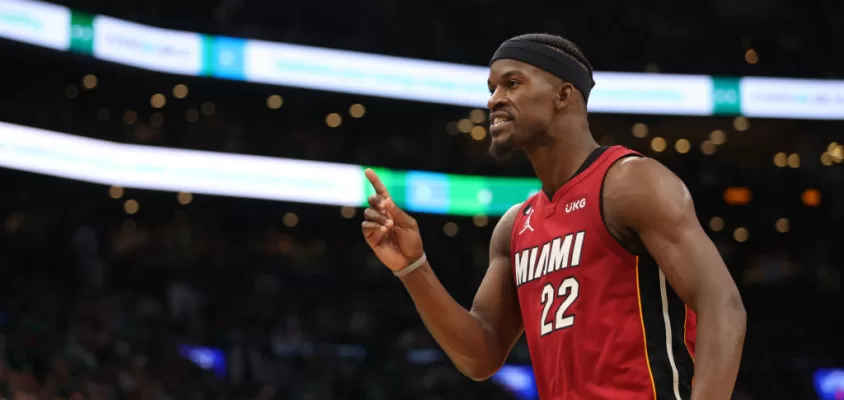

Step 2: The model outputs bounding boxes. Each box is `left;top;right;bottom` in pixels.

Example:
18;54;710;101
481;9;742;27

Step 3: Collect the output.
513;231;586;287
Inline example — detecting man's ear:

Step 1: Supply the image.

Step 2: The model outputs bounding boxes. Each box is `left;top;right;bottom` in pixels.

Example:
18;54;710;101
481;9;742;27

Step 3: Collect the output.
555;82;574;110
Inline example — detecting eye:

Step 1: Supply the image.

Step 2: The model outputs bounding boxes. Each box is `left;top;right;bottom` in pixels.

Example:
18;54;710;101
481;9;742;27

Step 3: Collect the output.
507;79;520;89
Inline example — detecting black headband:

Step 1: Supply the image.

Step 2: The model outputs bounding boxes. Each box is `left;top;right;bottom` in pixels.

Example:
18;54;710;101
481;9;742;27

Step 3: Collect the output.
490;39;595;102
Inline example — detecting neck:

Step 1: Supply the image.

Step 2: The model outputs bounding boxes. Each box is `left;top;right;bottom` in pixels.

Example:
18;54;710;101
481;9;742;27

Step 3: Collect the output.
525;119;599;197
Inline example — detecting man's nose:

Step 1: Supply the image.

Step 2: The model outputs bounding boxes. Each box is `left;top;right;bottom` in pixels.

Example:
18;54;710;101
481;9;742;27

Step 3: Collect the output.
487;87;507;111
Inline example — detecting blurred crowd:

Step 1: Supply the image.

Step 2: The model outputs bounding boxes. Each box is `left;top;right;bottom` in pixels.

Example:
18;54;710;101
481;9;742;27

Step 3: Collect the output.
1;176;525;399
0;166;840;399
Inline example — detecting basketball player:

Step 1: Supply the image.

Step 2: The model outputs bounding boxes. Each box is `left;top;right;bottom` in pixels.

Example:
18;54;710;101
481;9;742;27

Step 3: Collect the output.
361;33;746;399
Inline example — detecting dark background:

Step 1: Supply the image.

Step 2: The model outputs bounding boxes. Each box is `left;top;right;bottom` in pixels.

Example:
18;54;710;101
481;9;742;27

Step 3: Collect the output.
0;0;842;399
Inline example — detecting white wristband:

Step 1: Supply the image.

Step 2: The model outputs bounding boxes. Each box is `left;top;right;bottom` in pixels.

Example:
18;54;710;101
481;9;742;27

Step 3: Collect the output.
393;253;427;278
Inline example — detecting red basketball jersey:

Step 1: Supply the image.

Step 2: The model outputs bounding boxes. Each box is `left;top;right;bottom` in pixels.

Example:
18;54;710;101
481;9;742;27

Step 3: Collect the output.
510;145;697;400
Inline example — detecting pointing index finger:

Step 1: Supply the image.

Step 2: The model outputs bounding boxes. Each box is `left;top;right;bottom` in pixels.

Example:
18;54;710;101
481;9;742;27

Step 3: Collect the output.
365;168;390;197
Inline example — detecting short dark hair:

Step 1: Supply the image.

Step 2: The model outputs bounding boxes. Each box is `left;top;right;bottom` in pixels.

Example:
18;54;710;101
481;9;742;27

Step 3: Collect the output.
509;33;593;76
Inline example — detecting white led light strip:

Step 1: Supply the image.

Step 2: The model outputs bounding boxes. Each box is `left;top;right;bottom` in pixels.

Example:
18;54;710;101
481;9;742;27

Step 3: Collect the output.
0;121;365;205
1;0;842;119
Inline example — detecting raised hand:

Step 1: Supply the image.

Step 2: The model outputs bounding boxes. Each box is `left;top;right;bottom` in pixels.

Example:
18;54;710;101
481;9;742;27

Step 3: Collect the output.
361;168;424;272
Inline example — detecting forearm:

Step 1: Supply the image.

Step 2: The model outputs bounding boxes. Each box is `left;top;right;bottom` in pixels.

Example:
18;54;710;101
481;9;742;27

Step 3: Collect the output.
690;297;747;400
399;262;501;380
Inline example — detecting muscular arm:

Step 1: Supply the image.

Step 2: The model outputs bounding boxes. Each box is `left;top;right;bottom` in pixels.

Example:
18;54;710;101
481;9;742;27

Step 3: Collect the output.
398;204;524;381
605;157;746;400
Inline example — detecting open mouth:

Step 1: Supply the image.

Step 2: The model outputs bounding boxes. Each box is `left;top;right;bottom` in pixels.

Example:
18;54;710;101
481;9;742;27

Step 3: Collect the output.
491;117;512;126
490;117;513;136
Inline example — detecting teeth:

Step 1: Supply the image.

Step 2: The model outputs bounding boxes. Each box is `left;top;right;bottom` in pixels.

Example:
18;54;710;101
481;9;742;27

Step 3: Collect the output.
493;117;509;125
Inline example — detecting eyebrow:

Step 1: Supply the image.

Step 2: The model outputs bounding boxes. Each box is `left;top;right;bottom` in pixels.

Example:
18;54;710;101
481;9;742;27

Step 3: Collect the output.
487;70;521;87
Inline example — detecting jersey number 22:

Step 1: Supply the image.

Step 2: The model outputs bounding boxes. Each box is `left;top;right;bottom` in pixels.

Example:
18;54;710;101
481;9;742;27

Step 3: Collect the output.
539;277;579;335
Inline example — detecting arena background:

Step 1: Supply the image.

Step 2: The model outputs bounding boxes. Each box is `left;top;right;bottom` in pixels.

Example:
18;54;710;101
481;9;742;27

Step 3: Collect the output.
0;0;842;398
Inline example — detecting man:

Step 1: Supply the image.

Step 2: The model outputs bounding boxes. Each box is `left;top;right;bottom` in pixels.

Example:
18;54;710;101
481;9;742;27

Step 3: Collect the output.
361;33;746;400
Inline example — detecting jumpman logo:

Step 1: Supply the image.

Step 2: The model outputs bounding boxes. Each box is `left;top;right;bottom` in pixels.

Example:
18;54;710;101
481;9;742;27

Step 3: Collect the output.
519;207;535;235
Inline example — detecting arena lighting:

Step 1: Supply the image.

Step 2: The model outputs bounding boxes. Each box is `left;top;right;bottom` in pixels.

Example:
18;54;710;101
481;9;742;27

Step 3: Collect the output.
709;130;726;145
733;227;748;242
0;121;542;217
457;119;473;133
2;0;844;119
813;368;844;400
201;101;215;116
124;199;139;214
267;94;283;109
723;187;752;205
177;192;193;205
349;103;365;118
674;139;691;154
283;212;299;227
325;113;342;127
787;153;801;168
173;84;189;99
443;222;459;237
150;93;166;108
631;123;648;138
472;215;488;227
340;206;356;218
650;137;667;152
733;116;750;131
744;49;759;65
802;189;821;207
708;217;724;232
820;152;833;166
470;126;487;141
469;109;486;124
108;185;123;199
700;141;717;155
123;110;137;124
82;74;97;89
775;218;789;233
830;145;844;163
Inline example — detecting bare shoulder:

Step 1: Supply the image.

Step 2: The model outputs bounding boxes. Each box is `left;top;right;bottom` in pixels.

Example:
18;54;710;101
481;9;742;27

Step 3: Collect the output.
498;202;524;231
489;202;524;257
603;156;694;229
